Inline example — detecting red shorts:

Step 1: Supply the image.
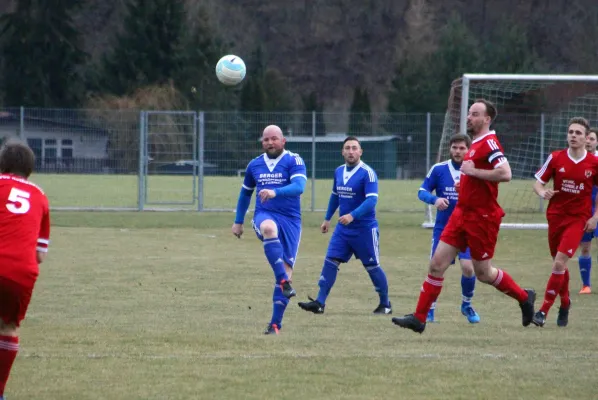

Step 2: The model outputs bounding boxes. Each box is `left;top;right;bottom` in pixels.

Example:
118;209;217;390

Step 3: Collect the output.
547;215;586;259
439;207;502;261
0;277;33;327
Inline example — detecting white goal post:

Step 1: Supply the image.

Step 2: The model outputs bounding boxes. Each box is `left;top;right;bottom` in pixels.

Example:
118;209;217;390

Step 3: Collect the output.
423;73;598;230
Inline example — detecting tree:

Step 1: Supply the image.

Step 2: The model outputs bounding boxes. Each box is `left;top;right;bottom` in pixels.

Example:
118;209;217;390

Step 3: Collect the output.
301;91;326;136
178;5;239;111
99;0;186;96
0;0;87;107
481;17;545;74
348;87;372;136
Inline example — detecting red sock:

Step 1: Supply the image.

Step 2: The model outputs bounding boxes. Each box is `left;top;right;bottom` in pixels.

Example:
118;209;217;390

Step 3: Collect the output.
414;274;444;323
0;335;19;396
491;269;528;302
539;270;566;315
559;268;570;309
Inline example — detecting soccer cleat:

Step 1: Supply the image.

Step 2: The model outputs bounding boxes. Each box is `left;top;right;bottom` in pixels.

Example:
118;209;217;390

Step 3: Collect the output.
264;323;280;335
373;303;392;315
532;311;546;327
426;309;435;323
391;314;426;334
280;279;296;299
519;289;536;327
461;304;481;324
297;296;325;314
557;305;570;327
579;285;592;294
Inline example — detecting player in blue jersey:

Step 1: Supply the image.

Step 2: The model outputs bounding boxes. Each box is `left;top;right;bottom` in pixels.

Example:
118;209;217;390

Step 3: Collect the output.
578;127;598;294
297;136;391;315
232;125;307;335
418;133;480;324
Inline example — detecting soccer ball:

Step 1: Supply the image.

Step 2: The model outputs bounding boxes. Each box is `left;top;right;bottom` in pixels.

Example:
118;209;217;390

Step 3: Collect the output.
215;55;246;86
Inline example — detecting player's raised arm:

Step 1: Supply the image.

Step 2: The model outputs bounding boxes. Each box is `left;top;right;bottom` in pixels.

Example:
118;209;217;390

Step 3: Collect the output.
461;138;512;182
273;154;307;198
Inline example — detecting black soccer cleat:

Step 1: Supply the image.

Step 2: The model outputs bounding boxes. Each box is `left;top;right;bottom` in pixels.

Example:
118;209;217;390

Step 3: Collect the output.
532;310;546;327
298;296;325;314
373;302;392;315
519;289;536;327
391;314;426;334
264;323;280;335
280;279;296;299
557;305;570;327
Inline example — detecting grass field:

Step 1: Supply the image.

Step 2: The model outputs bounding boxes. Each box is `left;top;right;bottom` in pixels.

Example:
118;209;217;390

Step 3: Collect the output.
31;174;549;224
7;176;595;399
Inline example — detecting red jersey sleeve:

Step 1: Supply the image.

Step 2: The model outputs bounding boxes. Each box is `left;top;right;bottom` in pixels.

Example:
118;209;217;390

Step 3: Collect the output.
535;153;555;184
485;137;508;169
37;198;50;253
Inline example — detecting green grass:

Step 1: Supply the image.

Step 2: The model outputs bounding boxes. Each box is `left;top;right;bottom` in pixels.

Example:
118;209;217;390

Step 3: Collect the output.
31;174;548;224
6;207;596;400
5;175;585;399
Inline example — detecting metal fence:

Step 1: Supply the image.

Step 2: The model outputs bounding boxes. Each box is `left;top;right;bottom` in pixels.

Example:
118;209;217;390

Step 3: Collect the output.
0;107;570;216
0;107;448;212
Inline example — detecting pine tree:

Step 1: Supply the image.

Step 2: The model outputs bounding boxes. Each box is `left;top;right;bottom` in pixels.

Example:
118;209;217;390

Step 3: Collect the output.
0;0;87;107
100;0;186;96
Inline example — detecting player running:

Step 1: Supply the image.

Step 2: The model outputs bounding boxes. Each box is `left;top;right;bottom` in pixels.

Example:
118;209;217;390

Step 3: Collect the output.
532;117;598;327
418;133;480;324
577;128;598;294
392;98;536;334
0;139;51;400
297;136;391;315
232;125;307;335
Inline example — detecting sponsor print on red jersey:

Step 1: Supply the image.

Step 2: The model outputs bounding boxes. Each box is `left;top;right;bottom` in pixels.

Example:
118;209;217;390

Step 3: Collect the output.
458;131;507;216
535;149;598;220
0;174;50;287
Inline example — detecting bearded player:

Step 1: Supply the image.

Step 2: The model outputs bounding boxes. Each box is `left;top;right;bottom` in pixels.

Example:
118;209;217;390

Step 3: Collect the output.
392;99;536;334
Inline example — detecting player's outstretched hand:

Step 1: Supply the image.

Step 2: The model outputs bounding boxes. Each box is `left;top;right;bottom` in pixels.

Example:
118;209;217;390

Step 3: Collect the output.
541;189;559;200
232;223;244;238
338;214;354;225
584;216;598;233
321;220;331;233
258;189;276;203
434;197;450;210
460;160;475;176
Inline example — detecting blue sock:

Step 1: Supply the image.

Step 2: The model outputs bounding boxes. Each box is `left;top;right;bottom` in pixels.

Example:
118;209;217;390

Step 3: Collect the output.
579;255;592;287
461;275;476;306
366;265;390;307
263;238;288;284
316;258;339;305
270;285;289;328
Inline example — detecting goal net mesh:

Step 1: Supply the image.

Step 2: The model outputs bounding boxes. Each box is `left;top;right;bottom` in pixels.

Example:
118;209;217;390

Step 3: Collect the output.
425;75;598;229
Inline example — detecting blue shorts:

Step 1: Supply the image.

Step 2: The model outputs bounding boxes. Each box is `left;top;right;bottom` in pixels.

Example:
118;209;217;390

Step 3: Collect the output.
251;211;301;268
431;229;471;263
581;227;598;243
326;225;380;266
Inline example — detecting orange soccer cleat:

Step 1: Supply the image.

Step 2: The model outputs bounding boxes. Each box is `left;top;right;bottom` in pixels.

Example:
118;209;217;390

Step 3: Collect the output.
579;286;592;294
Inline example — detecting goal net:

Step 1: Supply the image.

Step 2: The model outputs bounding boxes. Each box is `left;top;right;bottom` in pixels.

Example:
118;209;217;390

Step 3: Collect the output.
423;74;598;229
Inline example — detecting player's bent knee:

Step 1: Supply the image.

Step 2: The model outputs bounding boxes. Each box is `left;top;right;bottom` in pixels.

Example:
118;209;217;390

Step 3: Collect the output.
460;261;475;277
0;320;18;336
259;220;278;238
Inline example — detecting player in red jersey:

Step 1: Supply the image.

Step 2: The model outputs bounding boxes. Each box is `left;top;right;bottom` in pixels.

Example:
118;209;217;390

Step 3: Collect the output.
0;139;50;399
532;117;598;328
392;99;536;334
